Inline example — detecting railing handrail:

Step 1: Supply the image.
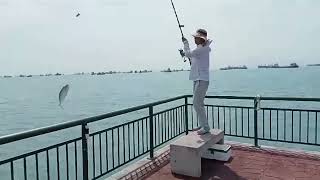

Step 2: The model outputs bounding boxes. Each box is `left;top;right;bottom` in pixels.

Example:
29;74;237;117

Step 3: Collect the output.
203;95;255;100
187;95;320;102
259;96;320;101
0;95;188;145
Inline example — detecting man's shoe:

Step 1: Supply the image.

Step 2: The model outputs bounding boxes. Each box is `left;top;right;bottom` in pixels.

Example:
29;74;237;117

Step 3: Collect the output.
197;128;209;135
192;126;201;131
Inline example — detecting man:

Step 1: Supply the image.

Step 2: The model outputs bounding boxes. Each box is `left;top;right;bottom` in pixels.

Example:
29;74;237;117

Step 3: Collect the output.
182;28;212;135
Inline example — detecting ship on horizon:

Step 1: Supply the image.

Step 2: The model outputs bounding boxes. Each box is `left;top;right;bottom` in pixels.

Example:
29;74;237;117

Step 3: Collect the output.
161;68;188;72
220;65;247;71
258;63;299;69
307;64;320;67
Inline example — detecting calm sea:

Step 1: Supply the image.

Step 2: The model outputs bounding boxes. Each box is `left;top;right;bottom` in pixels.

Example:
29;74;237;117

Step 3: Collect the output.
1;67;320;179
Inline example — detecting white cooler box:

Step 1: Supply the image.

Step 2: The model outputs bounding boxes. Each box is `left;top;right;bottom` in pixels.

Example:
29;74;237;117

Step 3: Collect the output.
202;144;231;161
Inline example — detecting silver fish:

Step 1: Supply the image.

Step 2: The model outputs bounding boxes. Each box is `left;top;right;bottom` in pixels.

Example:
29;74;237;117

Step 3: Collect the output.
59;84;69;108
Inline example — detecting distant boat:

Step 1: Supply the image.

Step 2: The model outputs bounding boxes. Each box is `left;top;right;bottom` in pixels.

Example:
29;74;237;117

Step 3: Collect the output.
161;68;172;72
138;70;152;73
73;72;85;75
161;68;185;72
220;65;247;71
258;63;299;69
307;64;320;67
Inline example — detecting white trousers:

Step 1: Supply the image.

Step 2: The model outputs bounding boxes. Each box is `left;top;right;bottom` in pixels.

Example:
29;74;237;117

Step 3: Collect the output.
193;80;210;131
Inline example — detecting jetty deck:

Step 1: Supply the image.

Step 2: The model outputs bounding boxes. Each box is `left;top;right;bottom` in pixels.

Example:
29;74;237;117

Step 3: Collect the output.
117;143;320;180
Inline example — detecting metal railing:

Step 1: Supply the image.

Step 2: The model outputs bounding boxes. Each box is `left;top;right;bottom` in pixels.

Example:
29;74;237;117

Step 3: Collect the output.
1;95;320;180
187;95;320;147
0;95;188;180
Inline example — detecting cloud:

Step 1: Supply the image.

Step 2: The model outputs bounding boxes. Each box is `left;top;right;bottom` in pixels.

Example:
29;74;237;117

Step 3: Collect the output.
0;0;320;75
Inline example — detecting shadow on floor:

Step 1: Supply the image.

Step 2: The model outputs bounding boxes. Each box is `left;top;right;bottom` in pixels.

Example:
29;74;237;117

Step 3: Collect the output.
172;158;247;180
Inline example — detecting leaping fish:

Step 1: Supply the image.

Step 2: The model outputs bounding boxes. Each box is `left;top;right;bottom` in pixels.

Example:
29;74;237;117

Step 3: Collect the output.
59;84;69;109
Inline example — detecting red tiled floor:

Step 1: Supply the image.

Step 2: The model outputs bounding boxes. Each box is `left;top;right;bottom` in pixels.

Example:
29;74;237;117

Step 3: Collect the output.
143;147;320;180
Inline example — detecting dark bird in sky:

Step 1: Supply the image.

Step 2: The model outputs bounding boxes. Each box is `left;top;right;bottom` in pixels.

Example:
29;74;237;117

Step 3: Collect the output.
76;13;80;17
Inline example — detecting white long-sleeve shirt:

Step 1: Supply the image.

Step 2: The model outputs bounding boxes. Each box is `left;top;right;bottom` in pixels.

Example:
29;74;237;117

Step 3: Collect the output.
183;39;213;81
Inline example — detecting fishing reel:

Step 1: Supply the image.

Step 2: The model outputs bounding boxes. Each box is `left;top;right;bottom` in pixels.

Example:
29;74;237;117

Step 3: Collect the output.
178;49;191;64
178;49;185;61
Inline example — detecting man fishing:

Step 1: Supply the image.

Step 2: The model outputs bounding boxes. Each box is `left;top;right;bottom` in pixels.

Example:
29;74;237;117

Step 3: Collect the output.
182;28;213;135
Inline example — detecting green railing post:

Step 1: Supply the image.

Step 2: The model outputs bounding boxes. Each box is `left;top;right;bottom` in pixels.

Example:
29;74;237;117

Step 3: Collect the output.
253;96;259;147
149;106;154;159
185;97;189;135
81;123;89;180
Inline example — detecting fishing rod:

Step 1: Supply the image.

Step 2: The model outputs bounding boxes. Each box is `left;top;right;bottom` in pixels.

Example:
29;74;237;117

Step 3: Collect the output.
170;0;191;65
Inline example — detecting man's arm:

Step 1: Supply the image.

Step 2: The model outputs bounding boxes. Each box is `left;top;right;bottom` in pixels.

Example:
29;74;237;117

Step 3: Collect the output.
182;37;213;58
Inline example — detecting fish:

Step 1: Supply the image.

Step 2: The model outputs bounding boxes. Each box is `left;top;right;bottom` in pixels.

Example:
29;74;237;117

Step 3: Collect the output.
58;84;69;109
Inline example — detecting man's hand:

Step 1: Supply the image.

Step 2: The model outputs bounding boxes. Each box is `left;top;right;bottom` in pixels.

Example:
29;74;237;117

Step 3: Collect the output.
179;49;185;57
182;37;187;42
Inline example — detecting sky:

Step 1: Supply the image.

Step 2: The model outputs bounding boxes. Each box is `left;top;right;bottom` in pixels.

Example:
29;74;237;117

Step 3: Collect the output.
1;0;320;75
